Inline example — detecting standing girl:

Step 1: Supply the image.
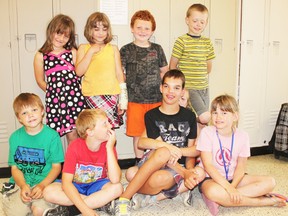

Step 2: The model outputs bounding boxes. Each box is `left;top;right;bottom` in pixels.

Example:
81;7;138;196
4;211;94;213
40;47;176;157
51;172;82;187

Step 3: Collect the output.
76;12;127;128
196;94;286;215
34;14;86;144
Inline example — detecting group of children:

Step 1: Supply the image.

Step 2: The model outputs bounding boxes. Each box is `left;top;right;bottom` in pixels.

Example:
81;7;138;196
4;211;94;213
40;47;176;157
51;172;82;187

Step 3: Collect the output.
2;3;287;216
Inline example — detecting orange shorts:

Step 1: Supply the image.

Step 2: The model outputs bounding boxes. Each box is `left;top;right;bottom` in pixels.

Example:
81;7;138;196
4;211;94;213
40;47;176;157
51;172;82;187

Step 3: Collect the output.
126;102;162;137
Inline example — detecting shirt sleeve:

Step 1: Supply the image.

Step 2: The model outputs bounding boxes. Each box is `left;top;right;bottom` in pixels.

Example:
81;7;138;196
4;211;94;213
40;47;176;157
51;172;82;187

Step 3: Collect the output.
157;45;168;67
172;37;184;59
196;127;213;152
145;111;160;139
207;39;216;60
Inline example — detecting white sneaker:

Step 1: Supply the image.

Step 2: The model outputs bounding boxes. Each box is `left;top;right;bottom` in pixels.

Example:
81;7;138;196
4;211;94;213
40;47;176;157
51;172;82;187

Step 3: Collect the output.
114;198;131;216
132;193;158;210
180;190;193;206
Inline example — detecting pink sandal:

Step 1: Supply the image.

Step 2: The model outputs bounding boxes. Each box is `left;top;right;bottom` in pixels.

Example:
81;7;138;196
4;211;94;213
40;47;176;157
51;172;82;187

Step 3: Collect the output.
201;193;220;216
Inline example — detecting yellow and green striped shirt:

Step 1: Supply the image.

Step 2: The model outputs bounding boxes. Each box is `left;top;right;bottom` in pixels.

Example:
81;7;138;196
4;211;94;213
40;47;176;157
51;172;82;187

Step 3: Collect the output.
172;34;215;89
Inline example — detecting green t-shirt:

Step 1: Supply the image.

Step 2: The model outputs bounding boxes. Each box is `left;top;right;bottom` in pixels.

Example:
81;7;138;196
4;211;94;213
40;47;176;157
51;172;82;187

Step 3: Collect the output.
8;125;64;187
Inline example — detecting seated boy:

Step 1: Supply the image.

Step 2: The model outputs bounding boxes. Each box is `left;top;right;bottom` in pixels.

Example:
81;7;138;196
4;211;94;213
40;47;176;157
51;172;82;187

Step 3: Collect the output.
2;93;64;216
114;69;205;216
43;109;123;216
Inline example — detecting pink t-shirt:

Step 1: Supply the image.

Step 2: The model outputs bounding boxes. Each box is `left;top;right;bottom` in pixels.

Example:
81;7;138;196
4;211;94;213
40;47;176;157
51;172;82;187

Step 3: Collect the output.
197;126;250;180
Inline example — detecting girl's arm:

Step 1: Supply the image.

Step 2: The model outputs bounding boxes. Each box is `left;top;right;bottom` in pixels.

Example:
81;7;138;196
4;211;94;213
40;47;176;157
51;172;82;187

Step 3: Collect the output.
231;157;247;188
33;52;46;91
71;48;77;67
169;56;179;70
201;151;233;190
106;129;121;183
75;44;97;77
112;45;125;83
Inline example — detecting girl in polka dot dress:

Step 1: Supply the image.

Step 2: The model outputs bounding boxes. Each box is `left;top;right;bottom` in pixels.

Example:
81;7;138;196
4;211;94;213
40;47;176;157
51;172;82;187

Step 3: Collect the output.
34;14;86;144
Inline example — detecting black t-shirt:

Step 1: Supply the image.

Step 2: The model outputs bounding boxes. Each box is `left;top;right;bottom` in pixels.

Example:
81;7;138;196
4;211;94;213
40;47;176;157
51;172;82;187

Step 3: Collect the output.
145;106;197;165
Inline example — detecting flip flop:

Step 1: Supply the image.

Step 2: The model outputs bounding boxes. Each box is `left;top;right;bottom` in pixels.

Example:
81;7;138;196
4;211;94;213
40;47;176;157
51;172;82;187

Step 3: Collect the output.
265;193;288;202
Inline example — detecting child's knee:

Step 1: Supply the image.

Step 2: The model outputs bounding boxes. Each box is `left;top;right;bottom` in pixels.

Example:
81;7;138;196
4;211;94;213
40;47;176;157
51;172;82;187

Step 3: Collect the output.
125;166;138;182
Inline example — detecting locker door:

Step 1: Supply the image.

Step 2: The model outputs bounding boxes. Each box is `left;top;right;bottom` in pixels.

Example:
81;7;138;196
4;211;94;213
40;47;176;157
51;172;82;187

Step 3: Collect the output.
0;0;15;167
17;0;53;100
238;0;268;147
263;0;288;144
209;0;238;100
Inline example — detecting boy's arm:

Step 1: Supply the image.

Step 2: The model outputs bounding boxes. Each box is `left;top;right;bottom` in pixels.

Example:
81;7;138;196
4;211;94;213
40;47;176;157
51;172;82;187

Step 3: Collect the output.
62;173;97;216
159;65;169;79
169;56;179;70
207;59;213;74
138;130;182;160
30;163;62;199
11;165;32;203
106;129;121;183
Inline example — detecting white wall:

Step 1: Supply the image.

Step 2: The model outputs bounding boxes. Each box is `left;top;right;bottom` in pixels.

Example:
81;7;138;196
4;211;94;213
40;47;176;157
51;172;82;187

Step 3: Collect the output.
0;0;239;166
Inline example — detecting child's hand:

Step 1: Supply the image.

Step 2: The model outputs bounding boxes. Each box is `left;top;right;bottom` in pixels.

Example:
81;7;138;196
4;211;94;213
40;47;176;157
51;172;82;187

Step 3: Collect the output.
166;145;182;161
90;44;102;54
106;129;116;148
226;186;242;204
20;184;32;203
183;169;199;189
30;183;45;199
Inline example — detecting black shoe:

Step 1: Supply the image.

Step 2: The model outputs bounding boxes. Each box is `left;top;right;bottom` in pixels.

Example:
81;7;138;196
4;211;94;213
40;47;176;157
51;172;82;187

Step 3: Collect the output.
43;205;69;216
96;201;114;215
67;205;81;216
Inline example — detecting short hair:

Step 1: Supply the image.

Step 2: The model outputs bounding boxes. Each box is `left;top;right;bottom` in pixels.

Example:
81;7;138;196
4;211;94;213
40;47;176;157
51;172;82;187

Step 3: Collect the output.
162;69;185;89
84;12;113;44
130;10;156;31
76;109;107;139
186;4;209;17
39;14;77;54
13;93;44;118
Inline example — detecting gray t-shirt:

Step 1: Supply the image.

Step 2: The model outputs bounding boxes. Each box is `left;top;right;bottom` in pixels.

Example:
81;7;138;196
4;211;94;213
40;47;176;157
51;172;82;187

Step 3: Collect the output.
120;42;168;103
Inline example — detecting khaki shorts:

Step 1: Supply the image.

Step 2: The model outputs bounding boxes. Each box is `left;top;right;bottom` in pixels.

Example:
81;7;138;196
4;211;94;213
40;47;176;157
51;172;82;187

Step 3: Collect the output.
2;185;55;216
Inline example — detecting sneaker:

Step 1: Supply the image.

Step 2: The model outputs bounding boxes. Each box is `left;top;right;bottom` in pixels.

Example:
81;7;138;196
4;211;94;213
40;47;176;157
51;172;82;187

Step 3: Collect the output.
114;198;131;216
43;205;69;216
180;190;193;206
67;205;81;216
96;200;113;215
132;193;158;210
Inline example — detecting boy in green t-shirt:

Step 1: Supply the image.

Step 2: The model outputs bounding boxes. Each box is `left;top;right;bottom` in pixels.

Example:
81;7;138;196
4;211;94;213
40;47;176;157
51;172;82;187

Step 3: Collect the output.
2;93;65;216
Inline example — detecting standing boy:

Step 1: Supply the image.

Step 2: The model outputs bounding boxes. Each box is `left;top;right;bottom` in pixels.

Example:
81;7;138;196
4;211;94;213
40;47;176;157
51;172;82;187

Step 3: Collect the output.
114;70;205;216
170;4;215;128
2;93;64;216
43;109;123;216
120;10;168;163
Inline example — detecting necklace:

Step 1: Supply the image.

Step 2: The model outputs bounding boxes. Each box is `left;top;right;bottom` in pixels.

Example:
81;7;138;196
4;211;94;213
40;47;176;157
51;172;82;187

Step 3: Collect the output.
216;130;234;180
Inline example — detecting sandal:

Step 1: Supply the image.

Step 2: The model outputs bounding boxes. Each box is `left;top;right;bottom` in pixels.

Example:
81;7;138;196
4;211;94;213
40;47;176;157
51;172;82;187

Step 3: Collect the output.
265;193;288;202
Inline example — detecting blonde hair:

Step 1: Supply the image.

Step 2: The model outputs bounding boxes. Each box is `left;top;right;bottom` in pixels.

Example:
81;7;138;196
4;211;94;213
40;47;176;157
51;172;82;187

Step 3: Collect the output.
186;3;209;18
76;109;107;139
84;12;113;44
13;93;44;118
211;94;239;126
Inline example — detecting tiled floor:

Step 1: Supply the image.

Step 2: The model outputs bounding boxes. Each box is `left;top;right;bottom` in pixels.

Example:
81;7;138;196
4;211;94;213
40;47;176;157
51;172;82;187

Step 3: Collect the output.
1;154;287;215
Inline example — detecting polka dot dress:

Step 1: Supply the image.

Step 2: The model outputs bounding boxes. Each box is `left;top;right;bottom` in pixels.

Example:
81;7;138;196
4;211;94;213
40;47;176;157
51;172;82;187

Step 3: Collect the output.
43;50;86;136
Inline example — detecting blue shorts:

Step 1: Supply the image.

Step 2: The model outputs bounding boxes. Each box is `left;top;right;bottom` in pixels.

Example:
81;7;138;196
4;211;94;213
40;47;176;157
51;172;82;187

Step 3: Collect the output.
138;150;184;199
56;178;110;196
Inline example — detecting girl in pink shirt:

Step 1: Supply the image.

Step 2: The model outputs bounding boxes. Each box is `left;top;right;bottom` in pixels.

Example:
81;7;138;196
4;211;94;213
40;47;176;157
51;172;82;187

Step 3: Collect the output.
197;94;286;214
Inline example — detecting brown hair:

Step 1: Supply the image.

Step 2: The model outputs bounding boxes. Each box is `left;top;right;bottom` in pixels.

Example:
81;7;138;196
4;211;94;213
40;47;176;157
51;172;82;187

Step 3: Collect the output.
84;12;113;44
186;4;209;17
130;10;156;31
13;93;44;118
76;109;107;139
39;14;77;53
162;69;185;89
